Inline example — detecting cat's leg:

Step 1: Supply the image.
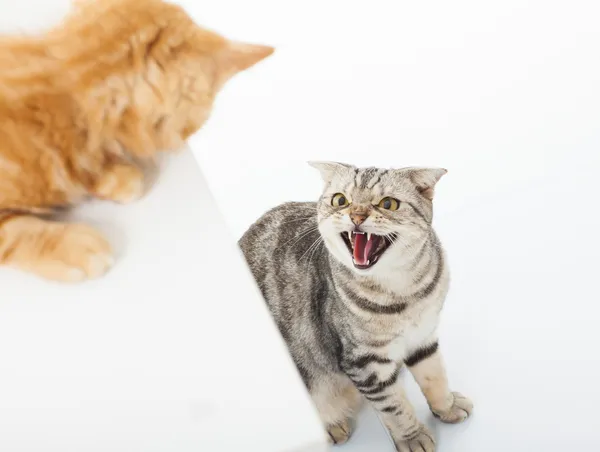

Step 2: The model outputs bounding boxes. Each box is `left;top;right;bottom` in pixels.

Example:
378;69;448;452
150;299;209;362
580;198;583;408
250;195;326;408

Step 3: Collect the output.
92;161;146;204
342;356;435;452
405;339;473;424
310;374;363;445
0;214;113;282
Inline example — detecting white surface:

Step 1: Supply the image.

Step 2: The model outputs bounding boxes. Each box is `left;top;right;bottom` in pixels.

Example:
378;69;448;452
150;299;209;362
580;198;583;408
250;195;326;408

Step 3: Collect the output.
0;149;327;452
1;3;327;452
186;0;600;451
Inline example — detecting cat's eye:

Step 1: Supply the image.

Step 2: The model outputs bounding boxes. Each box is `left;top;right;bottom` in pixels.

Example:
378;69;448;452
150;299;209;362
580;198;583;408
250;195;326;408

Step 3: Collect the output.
378;197;400;211
332;193;349;208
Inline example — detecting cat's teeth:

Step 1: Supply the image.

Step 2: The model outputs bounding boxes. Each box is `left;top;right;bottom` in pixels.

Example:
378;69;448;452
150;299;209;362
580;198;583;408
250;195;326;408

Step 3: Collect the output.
367;260;370;265
348;231;352;241
367;232;372;241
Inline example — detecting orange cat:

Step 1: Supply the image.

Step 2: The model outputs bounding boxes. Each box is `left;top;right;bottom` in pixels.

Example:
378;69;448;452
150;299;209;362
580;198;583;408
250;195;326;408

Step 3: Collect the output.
0;0;273;282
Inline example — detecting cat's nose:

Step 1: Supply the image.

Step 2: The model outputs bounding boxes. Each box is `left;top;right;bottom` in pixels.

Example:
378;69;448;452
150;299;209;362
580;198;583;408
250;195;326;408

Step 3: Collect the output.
350;213;368;226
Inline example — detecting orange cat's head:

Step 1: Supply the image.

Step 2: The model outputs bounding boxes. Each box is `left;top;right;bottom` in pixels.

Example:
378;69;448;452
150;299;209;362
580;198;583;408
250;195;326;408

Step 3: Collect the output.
53;0;274;157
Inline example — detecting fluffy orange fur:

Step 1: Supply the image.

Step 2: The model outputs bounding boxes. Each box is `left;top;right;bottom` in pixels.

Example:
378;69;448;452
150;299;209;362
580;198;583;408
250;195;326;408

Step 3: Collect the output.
0;0;273;282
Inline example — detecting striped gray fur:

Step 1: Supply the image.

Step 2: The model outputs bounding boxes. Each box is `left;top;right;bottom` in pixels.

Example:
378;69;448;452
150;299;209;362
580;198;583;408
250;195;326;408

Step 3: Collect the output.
239;162;473;451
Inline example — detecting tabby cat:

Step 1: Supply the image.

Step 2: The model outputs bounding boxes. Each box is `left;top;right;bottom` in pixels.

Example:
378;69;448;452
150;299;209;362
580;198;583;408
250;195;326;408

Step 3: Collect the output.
0;0;273;282
239;162;473;452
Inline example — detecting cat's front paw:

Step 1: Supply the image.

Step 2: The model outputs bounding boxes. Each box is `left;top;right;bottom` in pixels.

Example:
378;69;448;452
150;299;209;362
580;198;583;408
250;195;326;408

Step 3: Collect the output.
394;426;435;452
94;164;145;204
32;223;114;282
431;392;473;424
326;419;354;445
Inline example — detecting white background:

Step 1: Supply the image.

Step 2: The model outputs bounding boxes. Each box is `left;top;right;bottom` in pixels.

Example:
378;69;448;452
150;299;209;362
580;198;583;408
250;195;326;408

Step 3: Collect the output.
1;0;600;451
187;0;600;451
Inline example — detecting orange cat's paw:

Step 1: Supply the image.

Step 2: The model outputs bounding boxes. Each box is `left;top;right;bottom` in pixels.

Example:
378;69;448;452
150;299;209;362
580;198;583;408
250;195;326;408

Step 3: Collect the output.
0;217;114;282
29;223;114;283
31;224;114;282
94;164;145;204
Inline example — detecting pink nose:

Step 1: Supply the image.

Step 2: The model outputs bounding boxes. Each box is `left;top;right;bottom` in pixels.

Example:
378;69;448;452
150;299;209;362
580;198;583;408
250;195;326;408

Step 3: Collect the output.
350;213;368;226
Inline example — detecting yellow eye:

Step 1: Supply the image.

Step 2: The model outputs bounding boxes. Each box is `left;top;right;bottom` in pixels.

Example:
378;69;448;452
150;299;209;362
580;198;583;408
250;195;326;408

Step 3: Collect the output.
332;193;349;207
378;197;400;211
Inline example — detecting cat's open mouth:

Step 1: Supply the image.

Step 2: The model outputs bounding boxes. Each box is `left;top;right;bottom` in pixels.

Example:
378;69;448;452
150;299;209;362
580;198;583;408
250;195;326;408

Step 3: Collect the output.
340;231;396;270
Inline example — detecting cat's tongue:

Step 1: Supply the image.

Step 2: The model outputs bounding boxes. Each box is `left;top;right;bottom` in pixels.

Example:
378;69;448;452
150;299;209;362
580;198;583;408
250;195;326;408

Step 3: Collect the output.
353;233;375;266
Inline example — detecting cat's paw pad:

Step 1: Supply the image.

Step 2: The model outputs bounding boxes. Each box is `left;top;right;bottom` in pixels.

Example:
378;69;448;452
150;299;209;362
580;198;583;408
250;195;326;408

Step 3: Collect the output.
95;164;145;204
326;419;353;445
34;224;114;282
395;426;435;452
432;392;473;424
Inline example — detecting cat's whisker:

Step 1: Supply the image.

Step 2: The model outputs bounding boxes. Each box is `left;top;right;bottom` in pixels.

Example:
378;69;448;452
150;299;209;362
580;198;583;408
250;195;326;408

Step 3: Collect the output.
384;232;421;254
279;226;320;250
298;237;319;262
307;239;324;267
299;236;324;264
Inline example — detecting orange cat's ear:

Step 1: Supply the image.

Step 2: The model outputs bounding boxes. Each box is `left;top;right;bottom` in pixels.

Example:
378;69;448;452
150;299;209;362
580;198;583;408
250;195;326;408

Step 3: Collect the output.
215;41;274;83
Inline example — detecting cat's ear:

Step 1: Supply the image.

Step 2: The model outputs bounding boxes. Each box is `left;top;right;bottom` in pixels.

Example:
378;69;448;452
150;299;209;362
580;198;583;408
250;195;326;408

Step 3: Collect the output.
215;41;274;81
404;167;447;200
308;161;354;183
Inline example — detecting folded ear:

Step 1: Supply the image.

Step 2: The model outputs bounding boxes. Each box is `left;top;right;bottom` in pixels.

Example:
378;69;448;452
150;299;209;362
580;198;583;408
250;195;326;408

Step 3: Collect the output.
405;167;447;200
308;161;354;183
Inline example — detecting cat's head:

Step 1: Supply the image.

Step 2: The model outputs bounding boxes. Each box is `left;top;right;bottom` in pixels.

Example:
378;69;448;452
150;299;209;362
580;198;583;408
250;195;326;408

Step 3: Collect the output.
157;25;274;144
65;0;274;156
134;1;274;150
310;161;446;275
